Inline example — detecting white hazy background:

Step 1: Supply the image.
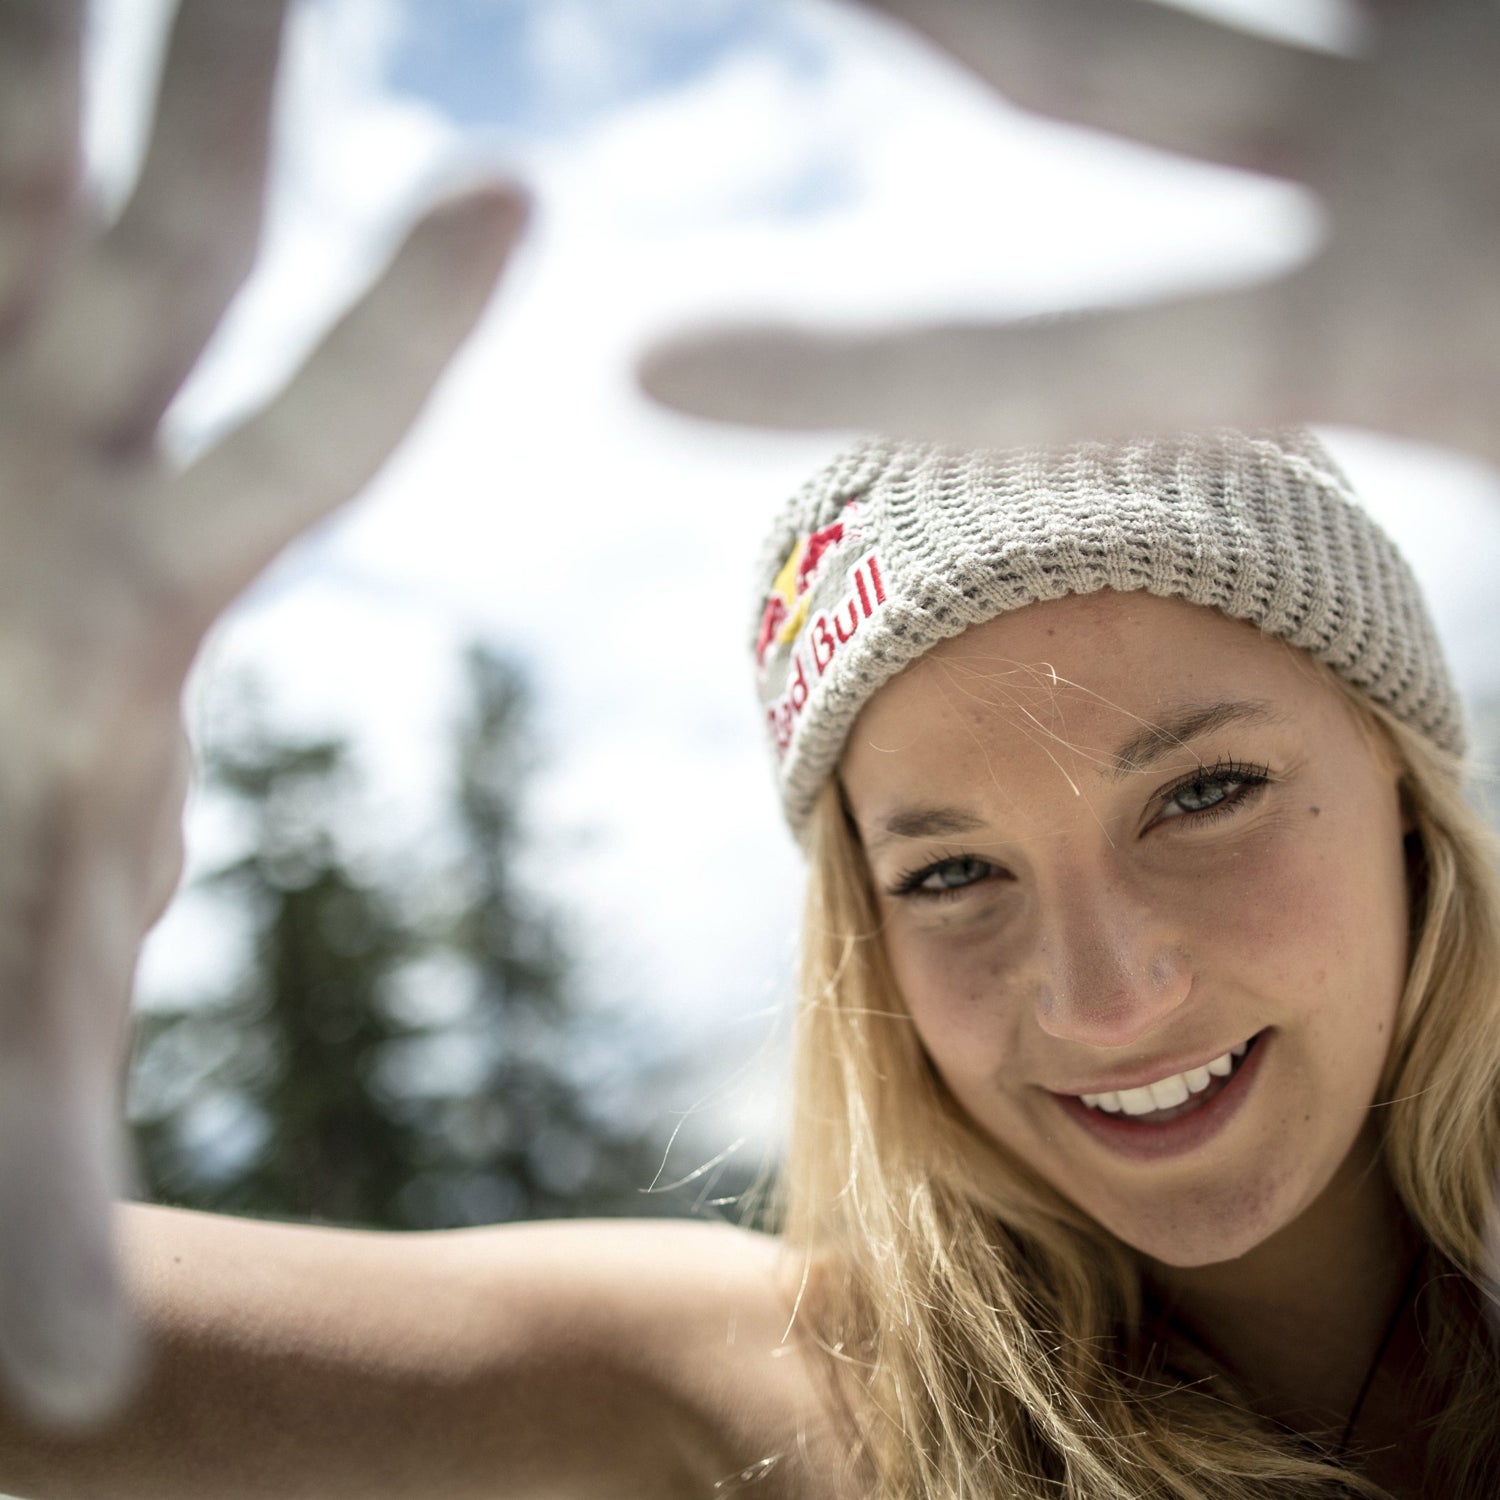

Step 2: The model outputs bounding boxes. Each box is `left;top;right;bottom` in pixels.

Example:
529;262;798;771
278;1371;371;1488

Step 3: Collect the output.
92;0;1500;1157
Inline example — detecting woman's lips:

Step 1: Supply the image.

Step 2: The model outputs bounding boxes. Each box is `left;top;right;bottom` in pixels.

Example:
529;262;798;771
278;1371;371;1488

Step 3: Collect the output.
1050;1032;1269;1162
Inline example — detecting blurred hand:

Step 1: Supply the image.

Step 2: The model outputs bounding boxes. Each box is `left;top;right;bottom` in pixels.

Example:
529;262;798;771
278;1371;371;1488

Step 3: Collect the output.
0;0;524;1423
641;0;1500;466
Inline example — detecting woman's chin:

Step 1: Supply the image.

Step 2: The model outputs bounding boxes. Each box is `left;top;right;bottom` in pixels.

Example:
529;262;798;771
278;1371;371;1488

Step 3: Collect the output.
1091;1178;1294;1270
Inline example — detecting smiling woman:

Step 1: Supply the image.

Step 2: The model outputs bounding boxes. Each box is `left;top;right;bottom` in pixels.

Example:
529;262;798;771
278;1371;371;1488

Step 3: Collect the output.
773;431;1500;1498
848;591;1410;1247
5;3;1500;1500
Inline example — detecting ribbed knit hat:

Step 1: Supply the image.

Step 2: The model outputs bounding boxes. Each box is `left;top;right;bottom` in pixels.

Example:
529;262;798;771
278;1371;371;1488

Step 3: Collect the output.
753;429;1463;841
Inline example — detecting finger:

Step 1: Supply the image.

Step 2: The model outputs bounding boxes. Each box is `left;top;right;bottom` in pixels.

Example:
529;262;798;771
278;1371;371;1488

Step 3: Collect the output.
639;280;1326;447
0;1055;138;1427
159;184;530;616
857;0;1344;181
0;805;141;1425
87;0;292;444
0;0;84;336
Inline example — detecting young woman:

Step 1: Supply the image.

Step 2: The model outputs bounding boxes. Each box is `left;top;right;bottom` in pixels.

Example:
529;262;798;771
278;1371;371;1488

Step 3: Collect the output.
4;428;1493;1500
3;5;1499;1500
754;428;1500;1498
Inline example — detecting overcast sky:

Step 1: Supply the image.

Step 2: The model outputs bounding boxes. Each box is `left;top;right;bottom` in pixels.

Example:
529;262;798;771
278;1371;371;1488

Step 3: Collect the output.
94;0;1500;1152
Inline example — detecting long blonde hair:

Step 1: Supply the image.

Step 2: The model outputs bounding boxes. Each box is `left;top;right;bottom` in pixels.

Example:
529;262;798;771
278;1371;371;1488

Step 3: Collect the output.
778;669;1500;1499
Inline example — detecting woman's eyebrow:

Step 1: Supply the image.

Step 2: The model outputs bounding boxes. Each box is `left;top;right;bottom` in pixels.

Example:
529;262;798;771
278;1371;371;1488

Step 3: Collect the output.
867;807;989;855
1108;699;1283;777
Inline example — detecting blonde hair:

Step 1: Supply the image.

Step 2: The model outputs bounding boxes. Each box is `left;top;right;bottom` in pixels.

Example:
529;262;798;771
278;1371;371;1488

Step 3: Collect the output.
778;668;1500;1498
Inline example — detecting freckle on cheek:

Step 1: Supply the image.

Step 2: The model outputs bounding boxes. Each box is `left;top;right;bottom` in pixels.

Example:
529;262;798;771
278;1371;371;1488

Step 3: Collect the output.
1308;806;1320;817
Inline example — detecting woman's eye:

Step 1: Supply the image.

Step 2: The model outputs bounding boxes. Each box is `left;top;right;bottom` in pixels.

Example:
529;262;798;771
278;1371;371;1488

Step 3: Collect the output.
891;856;999;899
1172;777;1234;813
1157;761;1270;825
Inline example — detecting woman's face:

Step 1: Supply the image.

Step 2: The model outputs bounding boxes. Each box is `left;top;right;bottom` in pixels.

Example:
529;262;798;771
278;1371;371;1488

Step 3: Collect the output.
839;590;1412;1268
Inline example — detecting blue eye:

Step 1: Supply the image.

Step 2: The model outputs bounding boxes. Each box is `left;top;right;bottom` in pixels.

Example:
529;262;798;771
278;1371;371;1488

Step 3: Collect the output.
890;855;1000;899
1158;760;1270;824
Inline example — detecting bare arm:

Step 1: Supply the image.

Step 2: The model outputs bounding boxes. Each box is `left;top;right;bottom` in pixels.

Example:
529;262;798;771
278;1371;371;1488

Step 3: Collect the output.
0;1207;831;1500
0;7;847;1485
0;6;1306;1488
0;0;522;1421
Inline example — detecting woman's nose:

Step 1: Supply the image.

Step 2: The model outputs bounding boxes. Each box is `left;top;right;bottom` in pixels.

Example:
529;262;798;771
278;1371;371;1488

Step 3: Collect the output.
1030;873;1192;1048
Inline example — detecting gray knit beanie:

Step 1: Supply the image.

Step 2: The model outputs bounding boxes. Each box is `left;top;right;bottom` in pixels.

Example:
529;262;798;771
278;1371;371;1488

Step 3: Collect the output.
753;428;1463;841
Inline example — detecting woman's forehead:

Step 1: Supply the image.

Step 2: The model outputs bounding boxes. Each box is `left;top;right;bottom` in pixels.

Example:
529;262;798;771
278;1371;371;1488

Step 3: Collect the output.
842;593;1328;781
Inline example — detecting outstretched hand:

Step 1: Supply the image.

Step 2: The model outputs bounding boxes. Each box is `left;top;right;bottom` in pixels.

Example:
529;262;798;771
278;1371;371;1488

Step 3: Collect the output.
641;0;1500;465
0;0;524;1423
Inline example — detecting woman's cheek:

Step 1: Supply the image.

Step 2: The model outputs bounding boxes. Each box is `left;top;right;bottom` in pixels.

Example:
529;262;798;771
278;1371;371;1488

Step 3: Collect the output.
1179;812;1408;1071
1182;840;1332;979
886;916;1025;1065
1186;813;1379;971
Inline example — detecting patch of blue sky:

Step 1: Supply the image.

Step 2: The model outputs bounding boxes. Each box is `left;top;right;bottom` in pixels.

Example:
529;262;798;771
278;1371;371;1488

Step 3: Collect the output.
763;154;856;222
385;0;829;136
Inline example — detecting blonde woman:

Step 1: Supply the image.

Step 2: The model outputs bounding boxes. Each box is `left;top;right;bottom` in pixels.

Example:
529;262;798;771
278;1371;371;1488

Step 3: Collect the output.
1;4;1499;1500
759;431;1500;1499
5;423;1490;1499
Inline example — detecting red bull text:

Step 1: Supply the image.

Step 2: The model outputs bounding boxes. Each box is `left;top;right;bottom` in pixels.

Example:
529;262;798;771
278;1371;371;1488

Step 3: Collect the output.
766;549;887;756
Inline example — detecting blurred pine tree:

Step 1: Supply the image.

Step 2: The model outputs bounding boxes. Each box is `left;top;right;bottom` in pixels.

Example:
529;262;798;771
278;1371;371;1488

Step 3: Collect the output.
128;648;692;1229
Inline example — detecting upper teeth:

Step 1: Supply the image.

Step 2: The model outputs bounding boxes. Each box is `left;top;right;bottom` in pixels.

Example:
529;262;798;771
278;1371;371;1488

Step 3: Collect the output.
1079;1041;1248;1116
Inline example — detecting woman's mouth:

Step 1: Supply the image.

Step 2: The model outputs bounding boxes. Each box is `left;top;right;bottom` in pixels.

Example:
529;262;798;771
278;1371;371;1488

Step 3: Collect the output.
1077;1039;1250;1124
1051;1032;1267;1160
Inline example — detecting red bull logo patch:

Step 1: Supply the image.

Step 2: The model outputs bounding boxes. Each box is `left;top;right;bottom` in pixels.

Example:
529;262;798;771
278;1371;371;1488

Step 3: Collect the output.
759;503;888;756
